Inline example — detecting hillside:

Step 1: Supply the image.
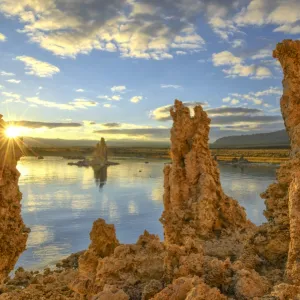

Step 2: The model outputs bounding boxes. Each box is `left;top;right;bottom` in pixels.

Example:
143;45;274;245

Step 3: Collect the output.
212;130;290;148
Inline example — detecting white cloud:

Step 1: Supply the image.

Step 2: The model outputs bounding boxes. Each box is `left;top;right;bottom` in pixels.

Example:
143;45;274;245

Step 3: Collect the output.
231;99;240;105
0;33;6;42
212;51;242;66
2;91;21;100
222;97;231;103
111;95;121;101
98;94;121;101
251;49;272;60
104;103;111;108
251;66;272;80
111;86;126;93
25;96;98;110
16;56;60;77
130;96;143;103
161;84;182;89
252;87;282;97
0;71;15;76
0;85;4;89
213;51;272;80
231;39;245;48
27;97;75;110
234;0;300;34
0;0;206;59
6;79;21;84
151;101;208;121
73;98;98;109
176;51;187;55
76;89;84;92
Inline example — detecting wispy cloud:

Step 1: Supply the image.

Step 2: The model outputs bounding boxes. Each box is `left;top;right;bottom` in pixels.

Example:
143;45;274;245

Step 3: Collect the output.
0;32;6;42
0;71;15;76
98;95;121;101
130;96;143;103
161;84;182;89
16;56;60;77
111;86;126;93
212;51;272;80
151;101;208;121
76;89;84;92
8;121;82;129
6;79;21;84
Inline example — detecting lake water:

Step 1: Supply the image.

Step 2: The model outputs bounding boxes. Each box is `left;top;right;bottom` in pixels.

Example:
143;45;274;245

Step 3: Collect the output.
15;157;277;270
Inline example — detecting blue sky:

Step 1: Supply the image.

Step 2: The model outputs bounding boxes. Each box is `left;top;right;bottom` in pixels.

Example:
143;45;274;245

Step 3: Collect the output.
0;0;299;143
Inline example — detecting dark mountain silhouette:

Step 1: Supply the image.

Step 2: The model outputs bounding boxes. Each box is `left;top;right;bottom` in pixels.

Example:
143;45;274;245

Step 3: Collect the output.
212;130;290;148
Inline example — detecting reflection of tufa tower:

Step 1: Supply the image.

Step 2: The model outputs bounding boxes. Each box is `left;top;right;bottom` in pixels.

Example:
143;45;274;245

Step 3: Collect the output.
92;137;108;166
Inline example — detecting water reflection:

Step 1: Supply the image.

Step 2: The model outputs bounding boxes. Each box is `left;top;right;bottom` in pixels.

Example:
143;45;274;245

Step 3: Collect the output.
16;157;277;270
93;165;107;189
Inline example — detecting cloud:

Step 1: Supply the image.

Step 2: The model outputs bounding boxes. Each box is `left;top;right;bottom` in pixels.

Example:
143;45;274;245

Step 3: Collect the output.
176;51;187;55
6;79;21;84
231;39;245;48
73;98;98;109
98;95;121;101
8;121;82;129
0;0;207;59
251;49;272;60
102;123;121;128
111;86;126;93
212;51;242;66
104;104;111;108
234;0;300;34
2;91;21;100
161;84;182;89
212;51;272;79
76;89;84;92
151;101;208;121
224;87;282;107
0;32;6;41
206;107;263;116
130;96;143;103
0;71;15;76
26;97;75;110
25;96;98;110
16;56;60;77
94;127;170;138
230;99;240;105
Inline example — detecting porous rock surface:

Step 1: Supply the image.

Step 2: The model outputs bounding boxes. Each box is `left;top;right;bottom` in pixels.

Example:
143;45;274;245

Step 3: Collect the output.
2;40;300;300
0;116;28;283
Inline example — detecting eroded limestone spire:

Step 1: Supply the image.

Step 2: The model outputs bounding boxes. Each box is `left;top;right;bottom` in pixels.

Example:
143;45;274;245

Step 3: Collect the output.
0;115;28;283
160;100;251;245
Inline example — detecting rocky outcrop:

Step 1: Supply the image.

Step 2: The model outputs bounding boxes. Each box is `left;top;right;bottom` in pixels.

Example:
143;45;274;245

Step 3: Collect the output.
92;137;108;165
0;115;28;283
161;100;252;245
3;39;300;300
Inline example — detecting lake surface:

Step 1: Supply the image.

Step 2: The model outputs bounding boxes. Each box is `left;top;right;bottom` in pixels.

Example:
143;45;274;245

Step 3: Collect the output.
16;157;277;270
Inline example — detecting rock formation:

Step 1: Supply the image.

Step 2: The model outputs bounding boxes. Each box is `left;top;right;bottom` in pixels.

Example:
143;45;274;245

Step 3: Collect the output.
0;115;28;283
2;39;300;300
161;100;252;244
92;137;108;165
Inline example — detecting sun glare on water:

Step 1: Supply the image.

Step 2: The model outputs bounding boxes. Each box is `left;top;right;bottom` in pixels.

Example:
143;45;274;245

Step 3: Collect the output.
5;126;21;138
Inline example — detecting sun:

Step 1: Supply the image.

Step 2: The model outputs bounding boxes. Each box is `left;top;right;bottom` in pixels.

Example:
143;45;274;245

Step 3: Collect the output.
5;126;21;138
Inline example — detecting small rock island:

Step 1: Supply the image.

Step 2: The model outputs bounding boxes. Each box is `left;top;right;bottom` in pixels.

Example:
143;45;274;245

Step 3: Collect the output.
68;137;119;168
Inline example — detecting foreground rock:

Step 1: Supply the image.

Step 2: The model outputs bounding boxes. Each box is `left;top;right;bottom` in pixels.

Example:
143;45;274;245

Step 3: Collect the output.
2;40;300;300
0;116;28;283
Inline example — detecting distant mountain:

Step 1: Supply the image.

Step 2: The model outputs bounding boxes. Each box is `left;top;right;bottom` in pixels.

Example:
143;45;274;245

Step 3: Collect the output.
22;137;169;148
212;130;290;148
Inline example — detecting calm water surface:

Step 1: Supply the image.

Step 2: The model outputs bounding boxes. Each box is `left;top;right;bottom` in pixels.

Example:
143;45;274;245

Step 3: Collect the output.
16;157;277;270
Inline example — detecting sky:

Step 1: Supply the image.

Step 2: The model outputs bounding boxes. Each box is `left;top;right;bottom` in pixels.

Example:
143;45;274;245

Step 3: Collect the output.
0;0;299;145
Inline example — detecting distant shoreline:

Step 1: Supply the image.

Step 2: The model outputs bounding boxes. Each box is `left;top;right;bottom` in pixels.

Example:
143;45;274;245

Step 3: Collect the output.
22;146;290;164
